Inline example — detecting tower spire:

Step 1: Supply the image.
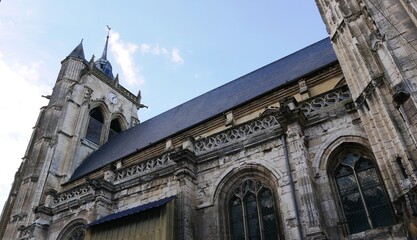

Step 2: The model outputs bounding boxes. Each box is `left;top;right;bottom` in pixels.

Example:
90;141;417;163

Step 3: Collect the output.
94;26;114;79
68;39;86;60
101;26;111;60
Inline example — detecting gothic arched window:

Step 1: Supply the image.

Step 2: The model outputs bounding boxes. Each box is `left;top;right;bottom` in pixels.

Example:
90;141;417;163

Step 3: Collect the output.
332;152;395;234
57;220;86;240
108;118;122;140
86;107;104;144
228;179;280;240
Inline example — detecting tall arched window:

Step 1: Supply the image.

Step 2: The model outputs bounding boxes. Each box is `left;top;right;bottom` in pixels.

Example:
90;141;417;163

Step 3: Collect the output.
228;178;280;240
108;118;122;140
332;152;395;234
86;107;104;144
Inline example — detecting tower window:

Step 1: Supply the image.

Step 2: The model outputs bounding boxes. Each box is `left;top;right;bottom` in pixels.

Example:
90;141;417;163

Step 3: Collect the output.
108;118;122;140
333;153;395;234
86;108;104;144
228;179;280;240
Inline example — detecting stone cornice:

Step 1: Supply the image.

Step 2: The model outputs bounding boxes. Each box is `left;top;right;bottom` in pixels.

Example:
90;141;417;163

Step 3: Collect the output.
80;65;139;106
354;76;385;108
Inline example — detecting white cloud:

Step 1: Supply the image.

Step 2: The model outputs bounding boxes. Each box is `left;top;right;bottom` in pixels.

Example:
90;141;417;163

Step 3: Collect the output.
109;31;145;87
140;43;151;54
139;43;184;65
0;54;49;211
171;48;184;65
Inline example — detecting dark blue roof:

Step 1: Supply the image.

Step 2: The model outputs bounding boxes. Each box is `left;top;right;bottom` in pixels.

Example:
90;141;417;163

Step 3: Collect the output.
69;38;337;182
86;195;176;227
94;34;114;79
68;40;86;61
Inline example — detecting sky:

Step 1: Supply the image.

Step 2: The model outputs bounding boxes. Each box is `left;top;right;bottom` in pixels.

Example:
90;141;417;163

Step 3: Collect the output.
0;1;328;211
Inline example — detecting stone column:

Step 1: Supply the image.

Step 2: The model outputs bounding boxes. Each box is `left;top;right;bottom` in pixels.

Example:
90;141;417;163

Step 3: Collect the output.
286;123;327;239
172;139;197;240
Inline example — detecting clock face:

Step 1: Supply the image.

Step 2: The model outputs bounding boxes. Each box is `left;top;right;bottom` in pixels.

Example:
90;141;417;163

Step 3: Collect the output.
108;92;118;104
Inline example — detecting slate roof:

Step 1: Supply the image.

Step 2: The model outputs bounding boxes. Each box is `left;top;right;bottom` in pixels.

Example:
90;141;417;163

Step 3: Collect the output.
86;195;176;227
69;38;337;182
68;40;86;61
94;34;114;79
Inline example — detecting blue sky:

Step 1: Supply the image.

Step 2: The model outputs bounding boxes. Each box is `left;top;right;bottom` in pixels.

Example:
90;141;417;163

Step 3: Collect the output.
0;1;328;209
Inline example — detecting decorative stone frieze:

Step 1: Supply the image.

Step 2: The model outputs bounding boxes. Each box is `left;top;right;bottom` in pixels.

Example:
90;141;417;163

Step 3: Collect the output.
194;115;281;154
299;86;351;116
53;184;94;206
114;153;174;183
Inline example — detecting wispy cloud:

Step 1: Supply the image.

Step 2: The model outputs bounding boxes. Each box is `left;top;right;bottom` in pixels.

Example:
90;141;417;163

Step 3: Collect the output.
109;31;145;87
171;48;184;64
108;31;184;87
139;43;184;65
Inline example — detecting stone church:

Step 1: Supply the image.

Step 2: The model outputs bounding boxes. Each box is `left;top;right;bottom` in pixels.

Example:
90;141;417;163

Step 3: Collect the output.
2;0;417;239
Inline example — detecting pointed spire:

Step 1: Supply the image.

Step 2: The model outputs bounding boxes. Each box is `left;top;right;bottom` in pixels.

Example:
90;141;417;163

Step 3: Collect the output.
101;31;110;60
68;39;86;60
94;26;114;79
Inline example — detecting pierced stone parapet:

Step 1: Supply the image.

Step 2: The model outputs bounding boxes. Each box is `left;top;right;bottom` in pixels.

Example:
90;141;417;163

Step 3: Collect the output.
299;86;351;116
194;115;280;154
114;153;174;183
53;184;94;206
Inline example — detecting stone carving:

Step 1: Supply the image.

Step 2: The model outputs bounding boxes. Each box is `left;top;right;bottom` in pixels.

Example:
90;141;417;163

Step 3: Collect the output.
19;224;35;239
194;115;280;154
299;87;351;116
114;153;174;182
83;86;93;104
53;184;94;206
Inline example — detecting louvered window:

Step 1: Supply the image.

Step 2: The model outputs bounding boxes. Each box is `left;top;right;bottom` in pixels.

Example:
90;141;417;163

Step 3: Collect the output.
108;118;122;140
86;108;104;144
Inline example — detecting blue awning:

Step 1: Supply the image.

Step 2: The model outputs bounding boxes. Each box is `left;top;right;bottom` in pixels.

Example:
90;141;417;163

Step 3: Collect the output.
86;195;176;227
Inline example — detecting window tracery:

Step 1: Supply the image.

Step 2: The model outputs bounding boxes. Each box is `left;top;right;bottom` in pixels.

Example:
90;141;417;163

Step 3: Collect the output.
332;152;395;234
57;220;86;240
228;178;280;240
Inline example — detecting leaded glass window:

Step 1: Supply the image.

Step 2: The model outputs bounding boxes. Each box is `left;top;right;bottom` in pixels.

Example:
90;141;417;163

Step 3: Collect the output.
57;222;86;240
333;153;395;234
67;228;85;240
228;179;280;240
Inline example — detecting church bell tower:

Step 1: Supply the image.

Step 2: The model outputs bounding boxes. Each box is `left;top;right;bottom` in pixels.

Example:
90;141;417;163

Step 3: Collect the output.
0;34;141;239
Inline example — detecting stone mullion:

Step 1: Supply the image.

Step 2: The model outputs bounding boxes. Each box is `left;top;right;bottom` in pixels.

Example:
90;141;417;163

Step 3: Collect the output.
285;123;326;239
